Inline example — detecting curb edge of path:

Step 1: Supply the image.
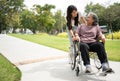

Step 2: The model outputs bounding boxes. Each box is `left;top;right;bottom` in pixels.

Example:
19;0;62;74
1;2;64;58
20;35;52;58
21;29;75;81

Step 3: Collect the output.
14;55;68;66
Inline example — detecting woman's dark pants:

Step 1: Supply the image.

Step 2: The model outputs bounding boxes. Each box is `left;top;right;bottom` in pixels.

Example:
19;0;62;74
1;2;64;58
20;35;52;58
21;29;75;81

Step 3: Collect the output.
80;42;108;66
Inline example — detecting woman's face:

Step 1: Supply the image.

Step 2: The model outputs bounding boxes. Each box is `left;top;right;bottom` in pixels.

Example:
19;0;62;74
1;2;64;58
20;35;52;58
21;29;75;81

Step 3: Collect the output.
86;14;94;25
71;10;77;18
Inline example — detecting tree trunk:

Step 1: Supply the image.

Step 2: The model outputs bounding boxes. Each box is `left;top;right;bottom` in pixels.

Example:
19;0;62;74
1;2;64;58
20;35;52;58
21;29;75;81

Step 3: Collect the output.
12;27;17;33
32;29;36;34
110;22;113;40
0;23;2;34
24;28;27;34
20;28;24;33
0;26;2;34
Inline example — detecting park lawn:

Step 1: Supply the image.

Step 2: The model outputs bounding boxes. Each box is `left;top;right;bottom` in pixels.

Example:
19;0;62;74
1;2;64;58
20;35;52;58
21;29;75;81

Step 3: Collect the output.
9;34;120;61
105;40;120;61
0;54;21;81
10;34;69;51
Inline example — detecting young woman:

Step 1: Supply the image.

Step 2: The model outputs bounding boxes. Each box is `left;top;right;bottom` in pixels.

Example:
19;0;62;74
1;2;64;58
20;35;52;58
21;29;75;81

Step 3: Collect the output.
76;12;113;73
66;5;86;41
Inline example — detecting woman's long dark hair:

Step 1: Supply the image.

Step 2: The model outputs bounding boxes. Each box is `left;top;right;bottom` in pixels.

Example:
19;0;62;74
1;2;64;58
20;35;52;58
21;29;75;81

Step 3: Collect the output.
66;5;79;30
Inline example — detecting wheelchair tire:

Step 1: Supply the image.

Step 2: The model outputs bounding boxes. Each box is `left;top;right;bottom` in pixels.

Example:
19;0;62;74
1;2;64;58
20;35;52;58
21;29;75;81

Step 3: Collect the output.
94;53;102;69
69;42;79;70
70;44;78;70
76;67;79;76
70;53;76;70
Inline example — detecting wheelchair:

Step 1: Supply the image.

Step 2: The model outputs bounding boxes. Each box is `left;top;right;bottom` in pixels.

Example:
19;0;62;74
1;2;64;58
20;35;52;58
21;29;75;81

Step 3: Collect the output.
66;26;102;76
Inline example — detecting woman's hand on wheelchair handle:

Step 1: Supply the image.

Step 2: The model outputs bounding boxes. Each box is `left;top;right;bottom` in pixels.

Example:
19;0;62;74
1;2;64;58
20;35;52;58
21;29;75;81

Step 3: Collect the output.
72;36;76;41
75;35;80;42
72;35;80;42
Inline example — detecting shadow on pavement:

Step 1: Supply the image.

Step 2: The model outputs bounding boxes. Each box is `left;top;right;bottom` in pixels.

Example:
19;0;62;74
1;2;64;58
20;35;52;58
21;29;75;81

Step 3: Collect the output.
24;59;106;81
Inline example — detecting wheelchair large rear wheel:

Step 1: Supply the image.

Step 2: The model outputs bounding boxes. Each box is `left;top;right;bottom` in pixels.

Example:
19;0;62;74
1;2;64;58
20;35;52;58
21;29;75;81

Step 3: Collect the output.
70;50;76;70
70;45;77;70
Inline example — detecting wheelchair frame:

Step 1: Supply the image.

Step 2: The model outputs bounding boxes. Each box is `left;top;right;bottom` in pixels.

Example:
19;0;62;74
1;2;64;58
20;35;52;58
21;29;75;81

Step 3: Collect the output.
66;26;102;76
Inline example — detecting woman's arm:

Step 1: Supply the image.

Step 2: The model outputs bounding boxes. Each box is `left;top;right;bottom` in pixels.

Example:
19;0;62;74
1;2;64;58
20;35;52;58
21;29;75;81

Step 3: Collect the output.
99;32;106;43
80;16;87;24
69;29;75;37
78;12;87;24
69;29;76;41
69;29;80;41
97;26;106;43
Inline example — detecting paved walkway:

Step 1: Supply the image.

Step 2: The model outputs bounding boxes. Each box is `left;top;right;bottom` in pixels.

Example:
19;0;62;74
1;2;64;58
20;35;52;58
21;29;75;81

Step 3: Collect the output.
0;34;120;81
0;34;67;64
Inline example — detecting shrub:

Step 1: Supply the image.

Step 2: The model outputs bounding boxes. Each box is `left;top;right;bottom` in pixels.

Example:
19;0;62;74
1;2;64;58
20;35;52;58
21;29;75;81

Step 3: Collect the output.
106;31;120;39
57;32;68;38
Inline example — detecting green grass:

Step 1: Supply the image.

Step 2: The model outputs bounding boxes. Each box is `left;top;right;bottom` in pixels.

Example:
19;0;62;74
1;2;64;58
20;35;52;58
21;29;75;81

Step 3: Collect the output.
9;34;120;61
10;34;69;51
0;54;21;81
105;40;120;61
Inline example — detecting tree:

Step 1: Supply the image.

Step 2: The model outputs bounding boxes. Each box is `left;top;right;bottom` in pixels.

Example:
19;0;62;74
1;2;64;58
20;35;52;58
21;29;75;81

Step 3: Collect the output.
85;2;106;25
0;0;24;33
0;0;9;33
85;2;120;32
53;10;66;34
20;9;38;34
104;3;120;31
33;4;56;33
